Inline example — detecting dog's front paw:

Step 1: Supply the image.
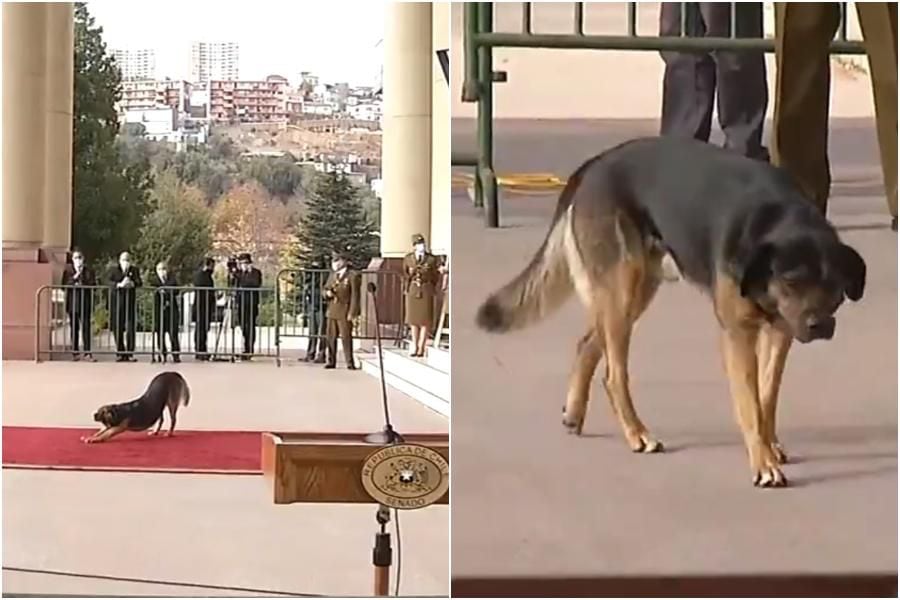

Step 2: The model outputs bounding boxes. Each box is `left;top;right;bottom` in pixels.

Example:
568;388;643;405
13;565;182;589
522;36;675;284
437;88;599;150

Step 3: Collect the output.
83;437;100;445
627;431;664;454
751;447;787;487
561;405;586;435
163;432;174;438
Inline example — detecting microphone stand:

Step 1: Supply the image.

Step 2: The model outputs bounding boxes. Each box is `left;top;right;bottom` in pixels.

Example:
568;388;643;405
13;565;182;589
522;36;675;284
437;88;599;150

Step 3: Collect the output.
363;281;403;596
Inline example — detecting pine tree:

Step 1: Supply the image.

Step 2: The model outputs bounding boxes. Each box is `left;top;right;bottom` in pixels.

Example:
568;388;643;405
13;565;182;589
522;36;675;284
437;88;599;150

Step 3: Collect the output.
295;172;379;270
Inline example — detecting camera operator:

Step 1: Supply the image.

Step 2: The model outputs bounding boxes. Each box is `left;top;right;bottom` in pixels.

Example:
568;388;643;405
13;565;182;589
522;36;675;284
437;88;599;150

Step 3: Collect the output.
234;253;262;360
192;257;216;361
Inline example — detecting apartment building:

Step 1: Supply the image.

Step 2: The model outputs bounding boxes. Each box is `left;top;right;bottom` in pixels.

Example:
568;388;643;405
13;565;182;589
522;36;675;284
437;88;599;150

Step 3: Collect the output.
119;79;191;115
208;75;289;124
112;48;156;80
190;41;240;82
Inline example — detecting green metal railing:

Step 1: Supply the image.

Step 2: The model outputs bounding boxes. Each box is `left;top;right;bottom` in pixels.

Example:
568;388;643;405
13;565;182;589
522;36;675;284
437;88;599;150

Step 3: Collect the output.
458;2;867;227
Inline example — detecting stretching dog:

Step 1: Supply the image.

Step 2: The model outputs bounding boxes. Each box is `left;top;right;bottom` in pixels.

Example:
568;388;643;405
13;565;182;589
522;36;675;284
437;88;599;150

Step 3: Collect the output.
82;372;191;444
477;137;866;488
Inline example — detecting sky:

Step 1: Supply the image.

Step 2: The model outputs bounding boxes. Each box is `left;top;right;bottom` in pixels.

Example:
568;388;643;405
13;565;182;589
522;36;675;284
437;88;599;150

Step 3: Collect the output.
87;1;385;86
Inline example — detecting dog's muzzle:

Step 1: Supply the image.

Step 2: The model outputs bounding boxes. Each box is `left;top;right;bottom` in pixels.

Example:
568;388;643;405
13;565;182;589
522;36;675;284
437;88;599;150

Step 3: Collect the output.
798;315;835;343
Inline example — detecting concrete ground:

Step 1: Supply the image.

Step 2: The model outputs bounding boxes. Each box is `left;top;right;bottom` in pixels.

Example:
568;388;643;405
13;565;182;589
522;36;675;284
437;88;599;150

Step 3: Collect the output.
450;119;897;578
2;361;448;596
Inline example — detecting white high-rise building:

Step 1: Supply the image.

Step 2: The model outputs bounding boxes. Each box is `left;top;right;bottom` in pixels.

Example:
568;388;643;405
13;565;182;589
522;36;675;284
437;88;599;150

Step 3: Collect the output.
190;41;240;82
112;48;157;81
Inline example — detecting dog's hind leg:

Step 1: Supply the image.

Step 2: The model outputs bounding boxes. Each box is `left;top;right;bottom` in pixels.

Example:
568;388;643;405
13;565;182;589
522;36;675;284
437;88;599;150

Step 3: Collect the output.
165;400;178;437
562;327;605;435
757;323;792;464
598;262;663;453
148;413;164;436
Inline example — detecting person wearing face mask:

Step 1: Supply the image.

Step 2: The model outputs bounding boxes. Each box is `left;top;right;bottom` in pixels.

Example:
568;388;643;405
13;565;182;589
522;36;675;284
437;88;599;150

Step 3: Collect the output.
402;233;441;357
234;253;262;360
62;249;96;362
322;250;361;370
108;251;142;362
151;261;181;363
192;257;217;361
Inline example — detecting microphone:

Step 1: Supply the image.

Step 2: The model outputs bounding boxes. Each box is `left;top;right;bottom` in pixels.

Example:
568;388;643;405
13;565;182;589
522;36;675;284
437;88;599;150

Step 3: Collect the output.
364;281;404;445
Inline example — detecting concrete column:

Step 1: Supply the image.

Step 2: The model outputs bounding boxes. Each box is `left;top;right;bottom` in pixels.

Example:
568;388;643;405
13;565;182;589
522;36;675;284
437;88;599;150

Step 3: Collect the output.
2;2;49;249
43;2;75;253
430;2;450;257
381;2;433;257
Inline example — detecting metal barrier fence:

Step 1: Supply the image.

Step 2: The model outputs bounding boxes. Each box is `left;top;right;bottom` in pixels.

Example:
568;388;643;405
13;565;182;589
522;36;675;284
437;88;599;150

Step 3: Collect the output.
35;285;278;363
274;269;412;365
457;2;868;227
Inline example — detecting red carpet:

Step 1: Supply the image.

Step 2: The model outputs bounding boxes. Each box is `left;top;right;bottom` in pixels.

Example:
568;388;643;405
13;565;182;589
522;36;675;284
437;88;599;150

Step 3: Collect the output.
2;426;262;473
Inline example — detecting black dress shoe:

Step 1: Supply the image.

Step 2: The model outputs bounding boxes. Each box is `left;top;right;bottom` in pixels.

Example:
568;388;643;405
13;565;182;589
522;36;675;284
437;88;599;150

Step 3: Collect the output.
173;356;181;363
324;364;336;370
347;364;358;370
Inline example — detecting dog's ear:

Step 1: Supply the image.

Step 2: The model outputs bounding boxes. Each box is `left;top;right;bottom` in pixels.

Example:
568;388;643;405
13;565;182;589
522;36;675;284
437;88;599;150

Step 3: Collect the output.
834;243;866;301
738;243;776;298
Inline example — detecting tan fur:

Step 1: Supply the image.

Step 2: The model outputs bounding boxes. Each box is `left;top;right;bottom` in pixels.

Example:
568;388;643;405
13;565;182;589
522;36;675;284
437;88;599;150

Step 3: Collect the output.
714;275;787;486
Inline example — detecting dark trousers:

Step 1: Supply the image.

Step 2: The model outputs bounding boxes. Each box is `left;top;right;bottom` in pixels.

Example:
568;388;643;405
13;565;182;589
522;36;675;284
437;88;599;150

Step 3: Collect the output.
113;306;137;358
306;306;325;358
69;309;92;353
155;310;181;358
240;308;258;355
325;317;354;367
659;2;769;160
195;314;211;355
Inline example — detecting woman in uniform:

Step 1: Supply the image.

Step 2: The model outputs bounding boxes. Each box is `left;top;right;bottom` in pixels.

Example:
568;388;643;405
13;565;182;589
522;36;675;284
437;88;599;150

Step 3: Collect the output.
402;233;441;357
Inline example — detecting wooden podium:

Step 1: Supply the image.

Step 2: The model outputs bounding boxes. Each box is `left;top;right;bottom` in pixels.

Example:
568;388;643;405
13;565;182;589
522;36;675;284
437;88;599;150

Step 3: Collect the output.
261;431;450;595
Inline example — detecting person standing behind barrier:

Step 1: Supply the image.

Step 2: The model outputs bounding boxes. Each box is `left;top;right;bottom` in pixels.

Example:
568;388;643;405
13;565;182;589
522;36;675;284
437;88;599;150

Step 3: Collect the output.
152;261;181;364
402;233;442;357
772;2;897;228
659;2;770;161
323;251;360;370
192;257;216;361
235;253;262;360
108;251;142;362
302;258;327;363
62;249;96;362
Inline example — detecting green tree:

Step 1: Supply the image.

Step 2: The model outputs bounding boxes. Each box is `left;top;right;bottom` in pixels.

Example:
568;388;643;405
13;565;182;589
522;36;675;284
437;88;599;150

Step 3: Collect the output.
294;171;379;270
72;2;152;264
240;156;304;201
134;171;213;283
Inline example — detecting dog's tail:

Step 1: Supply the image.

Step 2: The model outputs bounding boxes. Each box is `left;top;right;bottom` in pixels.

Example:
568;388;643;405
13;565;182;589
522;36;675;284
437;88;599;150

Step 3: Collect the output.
181;378;191;407
476;163;593;334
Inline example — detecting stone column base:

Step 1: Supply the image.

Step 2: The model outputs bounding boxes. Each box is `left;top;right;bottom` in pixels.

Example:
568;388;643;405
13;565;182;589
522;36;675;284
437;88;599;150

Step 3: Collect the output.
3;248;54;360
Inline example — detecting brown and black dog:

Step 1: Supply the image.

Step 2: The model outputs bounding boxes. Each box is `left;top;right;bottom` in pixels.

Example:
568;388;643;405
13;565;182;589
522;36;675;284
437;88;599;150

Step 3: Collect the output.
477;137;866;488
82;372;191;444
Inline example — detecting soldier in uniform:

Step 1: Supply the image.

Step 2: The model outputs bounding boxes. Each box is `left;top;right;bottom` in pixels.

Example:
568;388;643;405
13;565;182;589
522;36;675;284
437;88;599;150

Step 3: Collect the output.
402;233;441;357
772;2;897;228
322;251;361;370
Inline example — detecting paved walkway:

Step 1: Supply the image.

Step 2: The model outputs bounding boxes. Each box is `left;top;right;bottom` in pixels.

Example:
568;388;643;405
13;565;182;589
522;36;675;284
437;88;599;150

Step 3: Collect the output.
450;119;897;578
2;362;448;596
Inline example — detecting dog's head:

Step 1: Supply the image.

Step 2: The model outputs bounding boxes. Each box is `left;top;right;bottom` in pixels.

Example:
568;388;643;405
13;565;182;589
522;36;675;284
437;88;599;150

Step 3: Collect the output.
93;404;120;426
738;235;866;343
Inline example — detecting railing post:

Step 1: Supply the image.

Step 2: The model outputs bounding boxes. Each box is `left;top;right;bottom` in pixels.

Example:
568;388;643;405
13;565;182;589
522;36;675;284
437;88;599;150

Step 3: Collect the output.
478;2;499;228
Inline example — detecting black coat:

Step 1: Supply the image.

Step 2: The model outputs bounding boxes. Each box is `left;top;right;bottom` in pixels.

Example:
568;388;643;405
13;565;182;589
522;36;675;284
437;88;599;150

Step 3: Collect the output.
192;268;216;321
151;273;181;328
108;264;143;318
235;267;262;316
62;265;96;316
